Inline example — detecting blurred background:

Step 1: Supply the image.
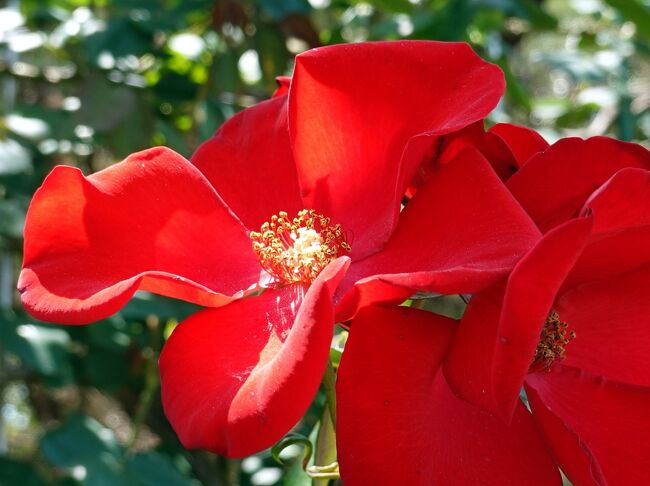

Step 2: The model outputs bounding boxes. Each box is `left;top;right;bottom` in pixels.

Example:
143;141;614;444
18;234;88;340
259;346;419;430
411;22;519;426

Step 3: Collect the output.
0;0;648;484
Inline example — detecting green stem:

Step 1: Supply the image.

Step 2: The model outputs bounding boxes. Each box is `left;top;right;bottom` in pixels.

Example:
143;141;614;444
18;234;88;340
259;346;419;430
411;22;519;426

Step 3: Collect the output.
313;405;338;485
127;359;159;452
322;360;337;428
127;317;161;452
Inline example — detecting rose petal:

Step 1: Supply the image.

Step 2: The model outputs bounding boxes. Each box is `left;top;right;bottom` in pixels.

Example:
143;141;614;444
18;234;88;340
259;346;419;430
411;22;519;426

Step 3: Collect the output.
557;263;650;387
290;41;505;259
444;217;592;420
527;365;650;485
19;147;260;324
337;306;561;486
159;257;349;457
429;121;520;181
526;383;605;486
507;137;650;233
273;75;291;97
190;95;302;231
337;146;540;321
488;123;549;168
564;168;650;288
581;167;650;233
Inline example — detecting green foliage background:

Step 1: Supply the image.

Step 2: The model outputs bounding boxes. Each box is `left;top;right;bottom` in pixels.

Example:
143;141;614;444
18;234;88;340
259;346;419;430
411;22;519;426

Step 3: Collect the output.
0;0;648;484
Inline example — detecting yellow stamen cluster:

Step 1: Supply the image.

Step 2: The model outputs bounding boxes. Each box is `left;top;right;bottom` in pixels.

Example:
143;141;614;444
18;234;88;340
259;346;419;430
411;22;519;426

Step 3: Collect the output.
250;209;351;284
532;311;576;371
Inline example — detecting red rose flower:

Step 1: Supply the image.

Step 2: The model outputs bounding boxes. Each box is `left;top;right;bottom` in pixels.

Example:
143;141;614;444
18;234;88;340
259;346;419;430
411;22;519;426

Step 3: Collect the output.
19;41;539;457
444;136;650;484
336;305;561;485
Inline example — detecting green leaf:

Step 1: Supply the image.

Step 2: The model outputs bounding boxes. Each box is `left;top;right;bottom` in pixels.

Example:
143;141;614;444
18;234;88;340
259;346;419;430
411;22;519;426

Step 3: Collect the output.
555;103;600;128
497;58;532;112
41;415;122;465
260;0;312;19
0;198;27;240
410;295;467;320
120;293;200;322
0;313;72;383
255;24;289;93
84;17;153;62
83;348;131;392
40;415;133;486
359;0;412;13
126;452;199;486
603;0;650;41
481;0;557;29
85;316;131;353
0;457;46;486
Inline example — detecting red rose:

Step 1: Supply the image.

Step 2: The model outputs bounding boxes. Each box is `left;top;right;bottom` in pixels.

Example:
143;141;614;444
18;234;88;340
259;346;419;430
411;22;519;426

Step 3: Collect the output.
19;41;539;457
445;136;650;484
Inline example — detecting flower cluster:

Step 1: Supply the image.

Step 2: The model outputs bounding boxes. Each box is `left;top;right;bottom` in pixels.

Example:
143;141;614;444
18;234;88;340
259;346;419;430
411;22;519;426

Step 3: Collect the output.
19;41;650;484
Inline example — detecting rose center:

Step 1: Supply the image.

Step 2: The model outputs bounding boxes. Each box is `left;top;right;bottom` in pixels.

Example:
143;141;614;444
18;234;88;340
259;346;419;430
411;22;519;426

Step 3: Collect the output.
250;209;351;284
531;311;576;371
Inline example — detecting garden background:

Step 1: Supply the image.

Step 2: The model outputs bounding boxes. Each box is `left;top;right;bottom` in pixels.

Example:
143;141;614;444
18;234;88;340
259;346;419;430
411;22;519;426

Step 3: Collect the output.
0;0;649;484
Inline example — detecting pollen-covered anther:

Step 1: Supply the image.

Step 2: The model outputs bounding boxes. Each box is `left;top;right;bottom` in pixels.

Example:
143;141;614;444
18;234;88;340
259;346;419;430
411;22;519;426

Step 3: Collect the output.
250;209;351;284
532;311;576;371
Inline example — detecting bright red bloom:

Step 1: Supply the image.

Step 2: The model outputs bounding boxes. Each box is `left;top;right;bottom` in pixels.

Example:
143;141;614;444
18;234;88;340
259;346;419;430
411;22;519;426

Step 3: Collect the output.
444;136;650;484
337;306;561;485
19;41;539;457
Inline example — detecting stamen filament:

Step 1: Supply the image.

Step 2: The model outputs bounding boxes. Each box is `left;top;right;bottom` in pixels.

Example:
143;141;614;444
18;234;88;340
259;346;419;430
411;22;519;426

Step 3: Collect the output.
250;209;351;284
532;311;576;371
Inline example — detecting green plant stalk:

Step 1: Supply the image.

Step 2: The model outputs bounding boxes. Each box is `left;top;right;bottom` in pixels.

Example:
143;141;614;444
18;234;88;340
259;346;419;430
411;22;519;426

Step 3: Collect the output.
127;317;161;452
310;359;340;484
313;405;338;485
322;360;337;428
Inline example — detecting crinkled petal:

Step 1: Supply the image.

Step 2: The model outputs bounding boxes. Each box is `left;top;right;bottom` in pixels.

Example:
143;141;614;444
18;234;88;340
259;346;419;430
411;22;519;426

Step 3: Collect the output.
557;263;650;387
19;147;260;324
336;146;540;321
488;123;549;168
190;95;302;231
507;137;650;233
527;365;650;485
159;257;349;457
444;217;592;420
337;306;561;486
290;41;505;259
